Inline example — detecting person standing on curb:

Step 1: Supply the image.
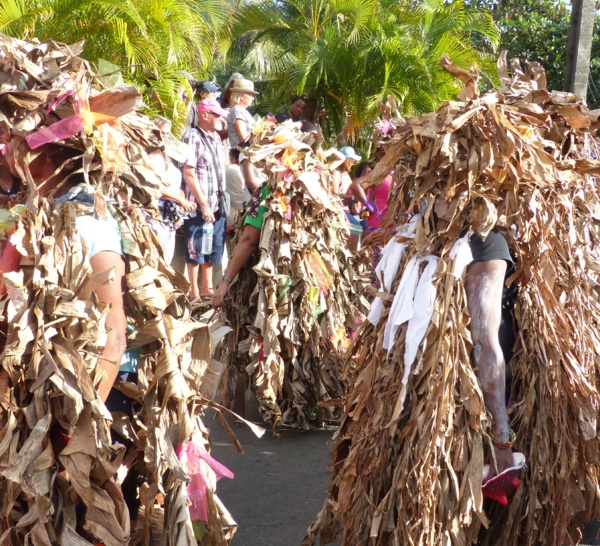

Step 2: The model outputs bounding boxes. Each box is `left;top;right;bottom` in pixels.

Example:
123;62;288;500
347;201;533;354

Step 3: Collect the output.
182;99;228;302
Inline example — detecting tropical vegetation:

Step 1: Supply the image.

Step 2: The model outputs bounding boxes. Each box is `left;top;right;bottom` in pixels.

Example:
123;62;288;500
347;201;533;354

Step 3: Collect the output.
226;0;500;146
465;0;600;109
0;0;230;130
1;0;596;142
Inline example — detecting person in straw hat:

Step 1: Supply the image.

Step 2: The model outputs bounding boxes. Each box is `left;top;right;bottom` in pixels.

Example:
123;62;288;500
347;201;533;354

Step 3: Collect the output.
227;78;261;193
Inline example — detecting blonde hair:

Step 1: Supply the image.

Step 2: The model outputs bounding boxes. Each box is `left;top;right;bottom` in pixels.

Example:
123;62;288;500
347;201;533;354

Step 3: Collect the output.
230;91;247;105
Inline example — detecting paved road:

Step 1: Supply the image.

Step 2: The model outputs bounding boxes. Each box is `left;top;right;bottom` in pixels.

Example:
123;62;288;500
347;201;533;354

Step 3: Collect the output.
207;398;600;546
207;399;340;546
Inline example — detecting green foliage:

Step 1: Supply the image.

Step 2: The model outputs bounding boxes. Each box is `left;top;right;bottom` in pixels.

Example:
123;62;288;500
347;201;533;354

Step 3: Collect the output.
0;0;230;130
226;0;500;148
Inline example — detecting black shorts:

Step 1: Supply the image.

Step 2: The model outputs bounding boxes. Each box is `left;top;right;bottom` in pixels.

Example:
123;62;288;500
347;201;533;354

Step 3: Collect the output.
469;229;513;266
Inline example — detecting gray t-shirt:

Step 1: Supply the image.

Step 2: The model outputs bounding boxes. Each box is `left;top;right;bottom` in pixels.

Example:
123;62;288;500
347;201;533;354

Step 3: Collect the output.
227;105;254;149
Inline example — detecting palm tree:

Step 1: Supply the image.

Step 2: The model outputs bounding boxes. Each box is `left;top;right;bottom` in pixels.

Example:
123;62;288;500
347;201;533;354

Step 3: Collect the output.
0;0;230;130
227;0;499;146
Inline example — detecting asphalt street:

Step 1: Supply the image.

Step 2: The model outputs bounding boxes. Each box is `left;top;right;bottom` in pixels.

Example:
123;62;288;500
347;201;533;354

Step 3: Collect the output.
207;394;600;546
207;399;341;546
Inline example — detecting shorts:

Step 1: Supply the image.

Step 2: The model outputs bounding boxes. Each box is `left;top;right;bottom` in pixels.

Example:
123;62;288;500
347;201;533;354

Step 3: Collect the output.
469;229;513;266
184;213;226;265
345;212;363;235
75;214;123;258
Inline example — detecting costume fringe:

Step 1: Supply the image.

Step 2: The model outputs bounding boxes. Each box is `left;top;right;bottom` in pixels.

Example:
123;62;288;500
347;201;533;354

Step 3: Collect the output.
219;122;367;430
305;54;600;546
0;33;238;545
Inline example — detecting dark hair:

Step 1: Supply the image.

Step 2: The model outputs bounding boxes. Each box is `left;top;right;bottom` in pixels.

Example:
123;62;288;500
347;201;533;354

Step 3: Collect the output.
290;96;306;105
229;148;240;164
356;161;375;177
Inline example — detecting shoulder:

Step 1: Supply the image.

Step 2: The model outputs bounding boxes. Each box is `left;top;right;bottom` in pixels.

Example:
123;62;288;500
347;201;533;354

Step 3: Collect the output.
182;127;201;144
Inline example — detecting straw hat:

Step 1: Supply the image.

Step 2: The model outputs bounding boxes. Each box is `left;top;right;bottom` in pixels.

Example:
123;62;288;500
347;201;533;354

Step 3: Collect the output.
230;79;259;95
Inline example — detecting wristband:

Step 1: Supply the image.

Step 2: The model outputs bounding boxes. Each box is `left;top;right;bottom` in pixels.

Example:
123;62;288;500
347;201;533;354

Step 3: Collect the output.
490;428;516;450
222;274;234;283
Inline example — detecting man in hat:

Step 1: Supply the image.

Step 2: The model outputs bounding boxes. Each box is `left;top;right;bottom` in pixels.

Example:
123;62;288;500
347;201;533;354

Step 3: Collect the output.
186;80;221;129
181;98;228;302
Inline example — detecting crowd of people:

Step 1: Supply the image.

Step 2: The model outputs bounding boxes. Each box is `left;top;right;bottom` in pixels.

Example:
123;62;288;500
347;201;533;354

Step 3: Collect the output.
137;77;525;506
153;75;392;306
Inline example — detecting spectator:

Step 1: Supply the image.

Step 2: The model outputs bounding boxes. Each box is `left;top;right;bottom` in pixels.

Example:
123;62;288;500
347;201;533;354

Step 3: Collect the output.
149;116;195;264
219;72;245;110
227;78;260;192
328;146;364;252
186;80;221;129
302;98;328;131
181;99;228;302
276;96;306;125
226;148;250;226
350;162;392;280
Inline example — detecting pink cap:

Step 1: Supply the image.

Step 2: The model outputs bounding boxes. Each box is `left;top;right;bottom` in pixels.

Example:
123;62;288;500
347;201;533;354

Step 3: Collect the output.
197;99;228;117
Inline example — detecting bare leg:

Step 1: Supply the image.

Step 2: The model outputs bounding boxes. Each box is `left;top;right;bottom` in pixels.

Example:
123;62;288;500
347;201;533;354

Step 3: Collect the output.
199;263;214;296
187;263;200;299
466;259;519;479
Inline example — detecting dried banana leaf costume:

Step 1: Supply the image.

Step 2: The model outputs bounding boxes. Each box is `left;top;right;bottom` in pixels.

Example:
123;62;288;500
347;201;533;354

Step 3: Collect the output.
0;34;235;545
305;56;600;546
221;124;366;430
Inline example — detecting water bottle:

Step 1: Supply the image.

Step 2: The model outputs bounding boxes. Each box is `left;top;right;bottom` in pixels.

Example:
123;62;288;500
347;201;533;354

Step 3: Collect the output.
201;221;213;255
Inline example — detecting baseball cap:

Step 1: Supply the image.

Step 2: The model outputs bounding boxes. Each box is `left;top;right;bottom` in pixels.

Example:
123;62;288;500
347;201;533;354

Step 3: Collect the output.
192;80;220;93
197;98;228;117
339;146;361;161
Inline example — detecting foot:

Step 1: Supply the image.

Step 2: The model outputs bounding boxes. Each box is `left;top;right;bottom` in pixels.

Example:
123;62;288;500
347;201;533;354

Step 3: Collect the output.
482;451;526;483
482;455;526;505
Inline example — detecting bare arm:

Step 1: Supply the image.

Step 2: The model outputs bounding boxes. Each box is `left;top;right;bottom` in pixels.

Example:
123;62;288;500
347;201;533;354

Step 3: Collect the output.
234;118;250;144
350;176;368;204
242;160;260;193
91;251;127;402
213;224;261;307
331;170;341;195
160;186;196;212
182;165;215;222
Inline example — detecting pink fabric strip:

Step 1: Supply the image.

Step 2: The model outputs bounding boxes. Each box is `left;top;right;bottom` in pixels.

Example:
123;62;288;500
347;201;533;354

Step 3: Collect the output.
26;114;84;150
177;440;234;522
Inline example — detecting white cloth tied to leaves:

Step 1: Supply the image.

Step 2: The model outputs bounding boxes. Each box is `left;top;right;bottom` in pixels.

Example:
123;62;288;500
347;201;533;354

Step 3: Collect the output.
369;229;474;419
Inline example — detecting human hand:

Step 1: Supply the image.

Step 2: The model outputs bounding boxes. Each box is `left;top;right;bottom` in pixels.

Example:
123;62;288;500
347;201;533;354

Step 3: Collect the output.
179;198;196;212
364;199;377;214
212;282;229;308
199;203;215;222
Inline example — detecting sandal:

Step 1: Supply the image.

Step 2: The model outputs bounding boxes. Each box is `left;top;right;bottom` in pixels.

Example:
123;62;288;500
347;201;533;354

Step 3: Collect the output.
482;463;525;505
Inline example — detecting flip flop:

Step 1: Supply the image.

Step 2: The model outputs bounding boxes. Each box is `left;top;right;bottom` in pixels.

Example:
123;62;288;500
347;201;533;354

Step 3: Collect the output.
482;463;525;505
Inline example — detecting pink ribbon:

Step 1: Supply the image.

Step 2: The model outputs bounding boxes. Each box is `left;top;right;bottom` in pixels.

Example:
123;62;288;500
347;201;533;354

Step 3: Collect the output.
176;440;234;522
26;114;85;150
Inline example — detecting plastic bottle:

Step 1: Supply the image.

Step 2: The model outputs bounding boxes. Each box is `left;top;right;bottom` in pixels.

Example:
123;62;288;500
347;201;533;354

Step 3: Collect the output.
201;222;213;255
